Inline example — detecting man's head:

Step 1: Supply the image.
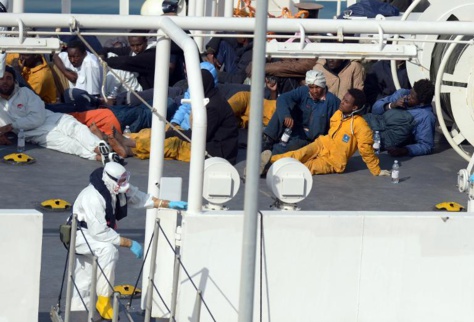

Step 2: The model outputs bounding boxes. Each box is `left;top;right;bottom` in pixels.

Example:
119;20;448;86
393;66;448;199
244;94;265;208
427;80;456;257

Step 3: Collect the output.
66;40;87;68
305;70;326;101
0;66;16;98
102;162;130;195
411;79;434;106
326;59;343;71
128;30;148;55
19;54;43;68
339;88;366;115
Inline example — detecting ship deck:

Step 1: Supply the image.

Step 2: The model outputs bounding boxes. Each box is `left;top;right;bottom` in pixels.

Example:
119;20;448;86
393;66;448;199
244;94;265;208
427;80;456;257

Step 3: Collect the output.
0;129;471;321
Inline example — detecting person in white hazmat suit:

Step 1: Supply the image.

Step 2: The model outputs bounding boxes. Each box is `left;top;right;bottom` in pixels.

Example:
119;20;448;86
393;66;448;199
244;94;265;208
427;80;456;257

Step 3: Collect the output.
71;161;187;319
0;66;110;159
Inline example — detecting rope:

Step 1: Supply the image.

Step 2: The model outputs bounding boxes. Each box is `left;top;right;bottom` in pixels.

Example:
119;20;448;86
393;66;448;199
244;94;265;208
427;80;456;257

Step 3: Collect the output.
153;283;175;321
158;219;218;322
70;275;91;317
127;228;172;315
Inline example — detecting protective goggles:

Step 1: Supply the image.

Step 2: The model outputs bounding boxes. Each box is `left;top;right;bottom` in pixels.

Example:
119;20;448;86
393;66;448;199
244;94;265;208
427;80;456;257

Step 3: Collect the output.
107;171;130;187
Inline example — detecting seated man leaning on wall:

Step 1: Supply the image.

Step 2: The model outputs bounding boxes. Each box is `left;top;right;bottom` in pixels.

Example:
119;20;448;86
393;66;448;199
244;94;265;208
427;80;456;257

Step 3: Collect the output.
14;54;122;137
226;76;278;128
259;89;391;177
261;70;340;155
105;68;239;165
371;78;436;157
313;58;365;100
0;66;122;160
53;40;102;97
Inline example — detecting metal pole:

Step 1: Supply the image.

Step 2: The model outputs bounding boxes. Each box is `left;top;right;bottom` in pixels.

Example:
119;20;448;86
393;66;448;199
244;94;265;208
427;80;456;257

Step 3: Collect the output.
390;0;422;90
88;255;98;322
144;218;161;322
5;14;474;36
61;0;71;14
112;292;120;321
194;290;202;322
224;0;234;17
12;0;24;13
336;0;342;18
64;214;78;322
147;29;170;199
119;0;129;15
169;253;181;321
238;0;268;320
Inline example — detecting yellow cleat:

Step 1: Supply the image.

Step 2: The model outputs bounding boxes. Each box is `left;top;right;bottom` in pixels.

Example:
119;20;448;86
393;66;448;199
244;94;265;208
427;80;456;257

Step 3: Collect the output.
40;199;71;210
3;152;35;164
96;296;114;320
435;201;464;212
114;284;141;298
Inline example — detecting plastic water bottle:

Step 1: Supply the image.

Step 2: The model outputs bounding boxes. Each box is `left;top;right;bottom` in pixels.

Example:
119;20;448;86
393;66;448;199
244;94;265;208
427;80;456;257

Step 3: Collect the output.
280;127;292;146
123;125;131;138
107;85;120;99
17;129;25;153
391;160;400;184
373;130;381;154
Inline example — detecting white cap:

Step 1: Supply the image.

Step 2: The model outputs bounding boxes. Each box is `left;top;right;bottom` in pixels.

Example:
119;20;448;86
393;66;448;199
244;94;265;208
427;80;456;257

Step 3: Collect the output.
305;70;326;88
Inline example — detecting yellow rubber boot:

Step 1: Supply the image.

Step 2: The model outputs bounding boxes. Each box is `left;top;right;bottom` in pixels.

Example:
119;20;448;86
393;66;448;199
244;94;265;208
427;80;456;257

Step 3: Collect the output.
96;296;114;320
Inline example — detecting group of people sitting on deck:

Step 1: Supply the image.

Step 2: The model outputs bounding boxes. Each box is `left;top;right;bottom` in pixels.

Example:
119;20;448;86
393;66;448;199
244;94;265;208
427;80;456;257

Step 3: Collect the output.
0;26;436;177
0;3;439;320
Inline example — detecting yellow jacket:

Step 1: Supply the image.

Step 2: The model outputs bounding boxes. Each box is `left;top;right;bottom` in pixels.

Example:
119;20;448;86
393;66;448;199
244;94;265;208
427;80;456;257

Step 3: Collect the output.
6;54;57;103
21;57;58;104
227;91;276;128
318;110;380;175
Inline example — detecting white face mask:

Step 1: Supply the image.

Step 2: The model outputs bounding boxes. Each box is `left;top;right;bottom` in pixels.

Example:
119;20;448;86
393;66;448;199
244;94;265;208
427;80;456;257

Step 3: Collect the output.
102;162;130;195
113;171;130;194
116;182;130;194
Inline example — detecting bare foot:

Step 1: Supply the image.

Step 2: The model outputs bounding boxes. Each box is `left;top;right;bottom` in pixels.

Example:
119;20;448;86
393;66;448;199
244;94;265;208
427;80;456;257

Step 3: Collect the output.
108;135;132;158
113;126;136;148
89;122;107;140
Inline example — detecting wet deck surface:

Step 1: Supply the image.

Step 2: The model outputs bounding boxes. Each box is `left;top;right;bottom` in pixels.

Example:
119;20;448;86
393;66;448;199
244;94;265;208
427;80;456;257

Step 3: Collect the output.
0;130;471;321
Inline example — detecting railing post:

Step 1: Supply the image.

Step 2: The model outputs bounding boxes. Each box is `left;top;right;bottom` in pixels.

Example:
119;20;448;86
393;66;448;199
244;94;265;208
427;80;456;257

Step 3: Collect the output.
64;214;78;322
88;255;98;321
169;253;181;322
194;290;202;322
112;292;120;321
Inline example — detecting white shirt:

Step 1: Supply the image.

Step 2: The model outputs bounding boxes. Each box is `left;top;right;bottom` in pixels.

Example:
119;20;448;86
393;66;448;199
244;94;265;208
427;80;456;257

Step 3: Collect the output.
0;85;62;136
58;51;102;95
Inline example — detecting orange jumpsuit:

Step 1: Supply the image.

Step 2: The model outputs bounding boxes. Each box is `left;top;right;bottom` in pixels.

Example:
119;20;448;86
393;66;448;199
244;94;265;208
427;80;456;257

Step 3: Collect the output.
271;110;381;175
70;109;122;136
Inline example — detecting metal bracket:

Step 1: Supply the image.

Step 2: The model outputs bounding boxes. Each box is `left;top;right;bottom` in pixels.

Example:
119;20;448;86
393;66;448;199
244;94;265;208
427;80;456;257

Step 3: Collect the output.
69;17;80;34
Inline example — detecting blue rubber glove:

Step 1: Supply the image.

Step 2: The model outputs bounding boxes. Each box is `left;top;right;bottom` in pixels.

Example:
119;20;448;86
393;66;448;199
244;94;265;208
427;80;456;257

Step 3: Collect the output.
168;200;188;210
130;240;143;259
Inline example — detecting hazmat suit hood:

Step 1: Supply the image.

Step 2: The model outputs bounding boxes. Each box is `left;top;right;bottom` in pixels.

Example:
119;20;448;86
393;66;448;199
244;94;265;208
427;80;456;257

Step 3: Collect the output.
102;162;130;195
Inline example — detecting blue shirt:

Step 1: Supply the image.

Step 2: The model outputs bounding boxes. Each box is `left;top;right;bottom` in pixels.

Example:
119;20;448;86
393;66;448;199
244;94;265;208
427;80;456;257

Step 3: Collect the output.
276;86;340;141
